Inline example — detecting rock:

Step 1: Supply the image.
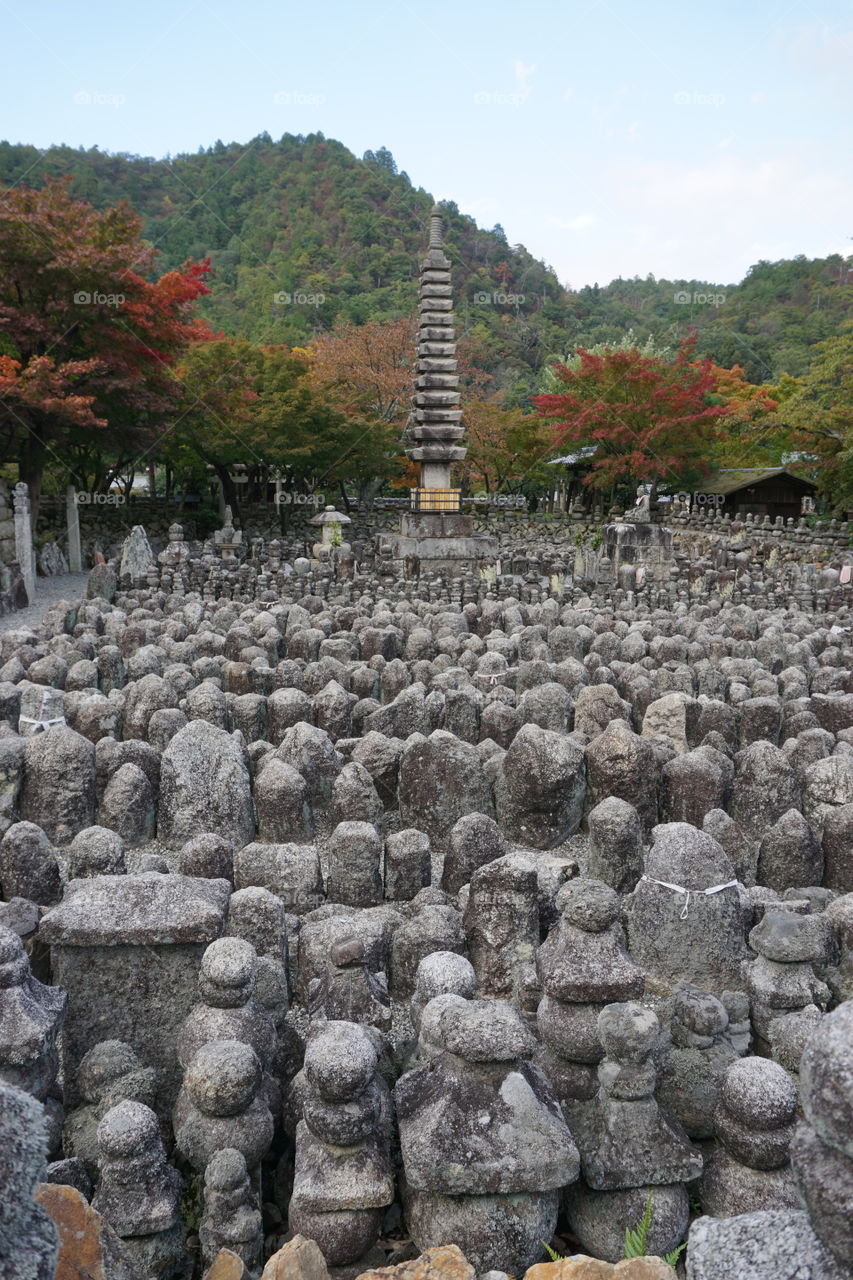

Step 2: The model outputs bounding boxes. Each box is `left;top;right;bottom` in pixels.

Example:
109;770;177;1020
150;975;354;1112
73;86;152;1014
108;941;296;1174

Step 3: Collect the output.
802;754;853;838
525;1261;675;1280
660;749;729;828
464;853;539;1003
563;1179;688;1266
624;824;747;993
0;821;61;904
20;726;96;844
642;692;693;755
586;798;643;894
87;564;117;602
0;735;25;835
585;722;657;835
494;723;585;849
402;1190;560;1280
0;1081;59;1280
399;731;494;846
260;1235;330;1280
234;842;323;914
822;804;853;894
799;1000;853;1162
203;1251;251;1280
327;821;383;908
732;742;801;843
118;527;156;584
756;809;823;892
159;721;254;849
442;812;506;894
574;685;632;739
99;764;155;845
277;723;342;817
34;1182;139;1280
685;1209;849;1280
353;1244;474;1280
385;829;431;902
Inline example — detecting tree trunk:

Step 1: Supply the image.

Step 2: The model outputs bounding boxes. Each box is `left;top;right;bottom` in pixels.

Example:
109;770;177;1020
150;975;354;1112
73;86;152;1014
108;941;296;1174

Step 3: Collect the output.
18;435;46;531
213;462;240;523
147;460;157;498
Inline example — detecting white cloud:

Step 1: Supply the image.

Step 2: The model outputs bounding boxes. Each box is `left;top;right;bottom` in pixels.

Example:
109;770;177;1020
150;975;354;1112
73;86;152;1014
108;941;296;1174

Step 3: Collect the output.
545;213;597;231
540;152;853;286
515;60;536;95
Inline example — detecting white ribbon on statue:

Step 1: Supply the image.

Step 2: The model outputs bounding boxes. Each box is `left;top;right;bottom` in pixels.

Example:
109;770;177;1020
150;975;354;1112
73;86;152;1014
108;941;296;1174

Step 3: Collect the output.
641;874;739;920
17;715;66;733
478;667;519;687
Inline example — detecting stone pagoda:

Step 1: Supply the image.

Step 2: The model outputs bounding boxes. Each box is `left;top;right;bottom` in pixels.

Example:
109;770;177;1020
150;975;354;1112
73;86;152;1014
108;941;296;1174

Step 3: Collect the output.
382;204;497;576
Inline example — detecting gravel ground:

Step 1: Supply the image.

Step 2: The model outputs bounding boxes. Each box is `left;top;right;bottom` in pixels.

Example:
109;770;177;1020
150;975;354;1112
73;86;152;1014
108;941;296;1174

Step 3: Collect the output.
0;572;88;636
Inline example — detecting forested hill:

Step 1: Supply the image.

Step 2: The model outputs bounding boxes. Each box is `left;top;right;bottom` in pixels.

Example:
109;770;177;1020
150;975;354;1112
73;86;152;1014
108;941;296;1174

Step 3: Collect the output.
1;132;850;390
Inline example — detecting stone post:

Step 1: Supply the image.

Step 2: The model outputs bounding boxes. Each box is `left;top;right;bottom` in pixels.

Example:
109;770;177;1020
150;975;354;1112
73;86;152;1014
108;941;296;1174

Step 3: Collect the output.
65;485;82;572
13;482;35;604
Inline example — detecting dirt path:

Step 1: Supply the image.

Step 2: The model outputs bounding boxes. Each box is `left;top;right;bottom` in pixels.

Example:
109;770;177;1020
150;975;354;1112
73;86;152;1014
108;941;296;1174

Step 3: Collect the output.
0;572;89;636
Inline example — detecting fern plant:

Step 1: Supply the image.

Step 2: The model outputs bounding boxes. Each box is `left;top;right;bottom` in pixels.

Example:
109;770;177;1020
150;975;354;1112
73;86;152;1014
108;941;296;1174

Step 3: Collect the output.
623;1193;654;1257
623;1193;686;1268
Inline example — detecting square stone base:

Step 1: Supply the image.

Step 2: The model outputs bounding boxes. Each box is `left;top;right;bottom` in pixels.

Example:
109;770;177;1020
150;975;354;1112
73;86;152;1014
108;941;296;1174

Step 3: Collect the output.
378;516;499;579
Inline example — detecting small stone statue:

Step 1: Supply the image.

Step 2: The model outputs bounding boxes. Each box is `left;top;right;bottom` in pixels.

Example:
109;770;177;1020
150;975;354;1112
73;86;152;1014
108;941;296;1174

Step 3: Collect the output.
656;982;743;1139
157;522;190;568
745;908;831;1057
395;996;579;1275
793;1000;853;1271
62;1040;157;1177
565;1001;702;1262
535;879;644;1104
199;1147;263;1271
699;1056;799;1216
0;924;66;1102
307;933;392;1032
214;507;243;565
410;951;476;1037
0;1081;59;1280
93;1100;184;1280
174;1038;274;1176
289;1020;393;1266
178;936;279;1112
463;852;540;1006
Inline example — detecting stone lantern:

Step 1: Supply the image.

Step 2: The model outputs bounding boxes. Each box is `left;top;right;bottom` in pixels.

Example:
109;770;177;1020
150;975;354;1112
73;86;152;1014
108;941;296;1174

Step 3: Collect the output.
310;505;352;562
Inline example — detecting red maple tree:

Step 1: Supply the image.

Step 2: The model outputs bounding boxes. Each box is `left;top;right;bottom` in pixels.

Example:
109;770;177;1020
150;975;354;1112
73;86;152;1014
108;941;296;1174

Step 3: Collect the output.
533;335;727;496
0;177;213;513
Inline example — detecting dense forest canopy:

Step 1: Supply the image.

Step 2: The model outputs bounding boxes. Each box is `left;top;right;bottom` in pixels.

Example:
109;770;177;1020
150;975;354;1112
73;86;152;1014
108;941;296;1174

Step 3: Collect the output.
1;133;850;397
1;132;851;516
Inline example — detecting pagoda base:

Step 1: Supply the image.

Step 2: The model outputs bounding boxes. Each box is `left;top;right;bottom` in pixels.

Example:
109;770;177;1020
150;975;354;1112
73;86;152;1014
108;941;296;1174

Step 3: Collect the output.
377;512;498;579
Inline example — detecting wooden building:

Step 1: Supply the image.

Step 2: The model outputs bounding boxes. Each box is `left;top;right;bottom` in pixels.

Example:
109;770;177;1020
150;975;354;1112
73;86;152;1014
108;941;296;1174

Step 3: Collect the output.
701;469;818;521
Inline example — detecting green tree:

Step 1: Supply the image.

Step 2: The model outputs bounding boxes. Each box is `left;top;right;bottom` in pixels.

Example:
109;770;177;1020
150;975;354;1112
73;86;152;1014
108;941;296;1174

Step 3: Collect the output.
778;325;853;511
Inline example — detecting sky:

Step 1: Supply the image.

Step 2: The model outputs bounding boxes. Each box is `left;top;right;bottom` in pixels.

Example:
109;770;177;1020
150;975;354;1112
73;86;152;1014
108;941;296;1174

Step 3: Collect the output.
2;0;851;288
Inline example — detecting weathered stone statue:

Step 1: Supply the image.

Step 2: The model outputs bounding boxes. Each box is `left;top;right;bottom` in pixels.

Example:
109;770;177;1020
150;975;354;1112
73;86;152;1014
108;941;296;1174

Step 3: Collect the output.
289;1020;393;1266
93;1100;184;1280
565;1001;702;1262
0;924;66;1102
199;1147;263;1272
0;1081;59;1280
535;879;644;1104
395;995;579;1274
698;1056;800;1216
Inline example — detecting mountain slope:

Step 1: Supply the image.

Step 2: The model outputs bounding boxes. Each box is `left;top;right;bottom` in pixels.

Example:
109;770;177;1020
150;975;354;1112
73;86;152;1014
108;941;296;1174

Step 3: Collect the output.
0;133;850;388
